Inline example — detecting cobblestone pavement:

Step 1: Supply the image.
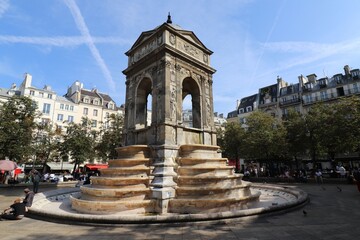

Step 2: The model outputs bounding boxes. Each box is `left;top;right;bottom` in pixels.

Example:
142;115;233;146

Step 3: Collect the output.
1;183;359;240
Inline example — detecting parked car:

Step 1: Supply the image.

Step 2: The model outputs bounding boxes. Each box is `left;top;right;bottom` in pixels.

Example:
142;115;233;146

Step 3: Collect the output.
63;174;74;181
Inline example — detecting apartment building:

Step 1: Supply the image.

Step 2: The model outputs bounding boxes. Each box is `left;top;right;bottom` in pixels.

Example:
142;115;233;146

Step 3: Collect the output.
229;65;360;121
0;73;123;131
227;64;360;169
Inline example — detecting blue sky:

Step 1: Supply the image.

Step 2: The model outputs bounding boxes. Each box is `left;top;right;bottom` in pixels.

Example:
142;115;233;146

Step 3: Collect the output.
1;0;360;116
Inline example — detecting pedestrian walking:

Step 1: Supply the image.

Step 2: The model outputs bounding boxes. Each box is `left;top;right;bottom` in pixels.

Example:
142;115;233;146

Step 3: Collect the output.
352;167;360;192
315;169;323;184
31;171;41;193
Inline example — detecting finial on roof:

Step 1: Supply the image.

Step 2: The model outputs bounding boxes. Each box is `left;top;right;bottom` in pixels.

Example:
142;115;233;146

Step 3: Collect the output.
167;12;172;24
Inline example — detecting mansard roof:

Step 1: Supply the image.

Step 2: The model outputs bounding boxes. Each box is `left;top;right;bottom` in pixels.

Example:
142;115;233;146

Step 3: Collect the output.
238;94;257;110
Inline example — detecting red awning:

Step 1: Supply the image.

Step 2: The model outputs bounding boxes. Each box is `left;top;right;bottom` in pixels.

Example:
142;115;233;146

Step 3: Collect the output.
85;164;108;171
14;168;22;175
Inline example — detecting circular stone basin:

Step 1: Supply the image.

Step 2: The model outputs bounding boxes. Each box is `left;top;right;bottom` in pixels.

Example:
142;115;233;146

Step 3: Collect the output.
27;183;308;224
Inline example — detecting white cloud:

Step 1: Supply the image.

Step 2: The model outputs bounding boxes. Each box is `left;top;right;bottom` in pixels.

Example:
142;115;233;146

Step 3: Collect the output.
64;0;116;90
0;0;9;18
257;38;360;78
0;35;131;46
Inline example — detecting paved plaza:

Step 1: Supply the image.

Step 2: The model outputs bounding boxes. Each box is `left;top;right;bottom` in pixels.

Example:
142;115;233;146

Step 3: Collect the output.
1;182;359;240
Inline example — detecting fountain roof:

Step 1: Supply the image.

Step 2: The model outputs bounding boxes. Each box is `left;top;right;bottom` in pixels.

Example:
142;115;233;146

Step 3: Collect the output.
125;13;213;56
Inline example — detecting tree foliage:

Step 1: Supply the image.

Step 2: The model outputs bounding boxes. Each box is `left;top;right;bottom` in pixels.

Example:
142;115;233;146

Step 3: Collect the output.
61;118;97;173
220;96;360;172
32;122;63;172
0;96;38;162
242;111;287;162
96;113;124;162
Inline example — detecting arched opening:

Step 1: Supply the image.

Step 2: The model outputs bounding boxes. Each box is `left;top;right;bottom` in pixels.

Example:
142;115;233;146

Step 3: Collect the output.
182;78;201;128
135;78;152;128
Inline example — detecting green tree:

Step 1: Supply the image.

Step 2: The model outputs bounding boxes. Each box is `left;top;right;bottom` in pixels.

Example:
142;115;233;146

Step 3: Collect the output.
0;96;38;162
96;113;124;162
242;111;287;175
283;109;308;170
62;118;97;174
333;96;360;155
303;103;329;168
222;122;245;172
32;122;63;172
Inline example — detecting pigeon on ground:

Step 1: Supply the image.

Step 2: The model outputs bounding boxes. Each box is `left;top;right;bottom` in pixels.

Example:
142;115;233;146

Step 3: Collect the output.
303;210;307;216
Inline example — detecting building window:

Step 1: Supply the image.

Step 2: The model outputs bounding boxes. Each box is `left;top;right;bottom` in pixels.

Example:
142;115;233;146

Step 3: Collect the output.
29;90;35;96
353;83;359;93
106;112;110;118
48;94;52;99
304;95;311;104
68;116;74;123
65;105;69;110
42;103;51;114
41;118;50;125
83;108;88;115
57;114;63;121
93;109;98;116
94;99;99;105
91;120;97;128
60;104;64;110
108;103;114;109
70;105;74;111
238;108;244;114
320;91;327;100
246;106;252;112
84;98;90;103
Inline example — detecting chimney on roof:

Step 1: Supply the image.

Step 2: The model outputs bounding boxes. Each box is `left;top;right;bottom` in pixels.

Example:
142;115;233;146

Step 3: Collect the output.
306;74;317;84
344;65;351;76
277;76;287;88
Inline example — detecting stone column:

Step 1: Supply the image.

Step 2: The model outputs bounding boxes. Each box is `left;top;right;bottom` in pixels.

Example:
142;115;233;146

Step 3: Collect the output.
150;144;178;214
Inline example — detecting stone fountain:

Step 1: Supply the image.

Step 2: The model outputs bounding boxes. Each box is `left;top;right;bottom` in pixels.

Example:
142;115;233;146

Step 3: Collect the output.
28;15;308;223
71;14;260;215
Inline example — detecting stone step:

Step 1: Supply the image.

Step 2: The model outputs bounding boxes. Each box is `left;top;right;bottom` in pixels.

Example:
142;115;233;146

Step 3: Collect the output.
100;167;150;177
177;157;228;166
80;185;150;198
177;176;243;187
108;158;150;167
179;144;221;158
70;196;156;214
177;166;234;176
115;145;151;159
91;176;150;186
168;192;261;214
176;185;252;198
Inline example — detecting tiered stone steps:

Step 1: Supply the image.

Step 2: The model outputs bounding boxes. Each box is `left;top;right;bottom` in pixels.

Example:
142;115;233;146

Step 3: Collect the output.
70;145;156;214
169;144;260;214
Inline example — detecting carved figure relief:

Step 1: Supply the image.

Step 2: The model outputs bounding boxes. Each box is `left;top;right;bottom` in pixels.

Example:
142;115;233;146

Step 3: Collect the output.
203;54;208;63
133;38;159;63
169;34;176;45
170;85;177;121
205;97;211;126
177;39;201;61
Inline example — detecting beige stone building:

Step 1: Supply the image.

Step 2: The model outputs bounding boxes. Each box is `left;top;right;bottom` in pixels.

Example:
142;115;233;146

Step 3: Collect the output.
0;73;123;132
